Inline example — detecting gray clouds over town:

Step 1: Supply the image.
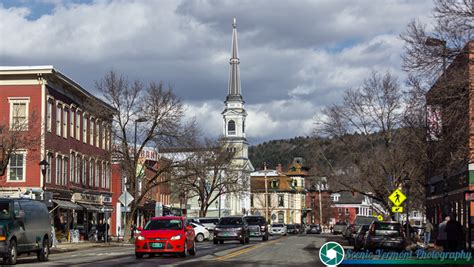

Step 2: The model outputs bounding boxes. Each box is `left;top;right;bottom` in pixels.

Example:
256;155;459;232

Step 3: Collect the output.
0;0;433;144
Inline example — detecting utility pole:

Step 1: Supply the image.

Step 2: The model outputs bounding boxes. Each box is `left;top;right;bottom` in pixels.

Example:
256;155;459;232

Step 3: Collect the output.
264;162;269;224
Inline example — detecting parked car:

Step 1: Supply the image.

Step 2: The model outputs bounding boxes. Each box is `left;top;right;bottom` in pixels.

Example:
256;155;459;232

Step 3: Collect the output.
269;223;287;236
343;224;355;240
286;224;299;234
353;225;370;251
189;222;210;242
0;198;52;265
135;216;196;258
348;216;377;244
332;221;348;235
243;216;269;241
364;221;406;252
306;224;322;234
189;217;219;231
213;216;250;244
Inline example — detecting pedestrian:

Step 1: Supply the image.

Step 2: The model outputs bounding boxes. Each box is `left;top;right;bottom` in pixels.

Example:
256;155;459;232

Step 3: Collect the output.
445;214;465;252
424;219;433;245
436;215;449;251
97;219;104;242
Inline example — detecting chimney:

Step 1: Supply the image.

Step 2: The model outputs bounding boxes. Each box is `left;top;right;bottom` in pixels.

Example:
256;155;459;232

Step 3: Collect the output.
276;164;282;172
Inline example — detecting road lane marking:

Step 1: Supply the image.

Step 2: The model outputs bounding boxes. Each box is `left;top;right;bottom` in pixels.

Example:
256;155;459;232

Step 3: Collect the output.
215;237;287;261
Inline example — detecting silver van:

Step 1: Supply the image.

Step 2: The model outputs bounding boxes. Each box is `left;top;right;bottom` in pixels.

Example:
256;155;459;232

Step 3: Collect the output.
0;198;51;265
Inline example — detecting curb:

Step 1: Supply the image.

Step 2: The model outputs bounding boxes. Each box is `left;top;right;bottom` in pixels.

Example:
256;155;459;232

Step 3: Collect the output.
51;243;134;254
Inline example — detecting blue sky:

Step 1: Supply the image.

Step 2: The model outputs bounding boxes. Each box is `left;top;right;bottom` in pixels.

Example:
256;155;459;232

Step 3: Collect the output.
0;0;433;145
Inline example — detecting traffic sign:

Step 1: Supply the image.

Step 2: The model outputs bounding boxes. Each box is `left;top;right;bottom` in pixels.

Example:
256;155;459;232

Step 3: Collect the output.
392;206;404;213
388;189;406;206
118;191;134;207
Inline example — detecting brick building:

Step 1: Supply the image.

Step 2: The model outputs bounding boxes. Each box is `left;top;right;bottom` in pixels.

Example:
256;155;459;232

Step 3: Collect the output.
0;66;114;241
425;41;474;236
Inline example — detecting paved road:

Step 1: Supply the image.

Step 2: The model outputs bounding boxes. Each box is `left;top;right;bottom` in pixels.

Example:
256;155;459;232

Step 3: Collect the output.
13;235;292;266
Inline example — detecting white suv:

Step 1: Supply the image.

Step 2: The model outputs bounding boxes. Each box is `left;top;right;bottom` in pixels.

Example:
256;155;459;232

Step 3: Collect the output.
270;223;287;236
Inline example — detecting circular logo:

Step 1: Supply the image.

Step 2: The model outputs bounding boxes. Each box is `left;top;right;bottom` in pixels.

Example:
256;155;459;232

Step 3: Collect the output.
319;241;344;266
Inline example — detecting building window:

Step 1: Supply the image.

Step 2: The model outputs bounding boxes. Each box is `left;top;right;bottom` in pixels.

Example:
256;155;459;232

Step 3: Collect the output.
90;119;95;146
82;156;86;185
56;104;62;136
75;154;81;184
95;161;100;187
70;109;75;138
331;194;340;202
63;157;68;185
355;207;359;215
243;120;245;133
89;159;94;187
227;120;236;135
9;98;29;131
76;111;81;140
46;153;52;184
7;151;26;182
83;115;88;143
277;211;284;223
250;194;254;207
278;195;284;207
102;123;106;149
94;121;100;147
47;100;53;132
345;208;349;215
70;153;75;183
56;156;62;185
63;109;68;138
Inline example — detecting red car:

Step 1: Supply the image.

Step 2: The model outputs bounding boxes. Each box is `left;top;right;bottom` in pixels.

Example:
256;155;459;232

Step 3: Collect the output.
135;216;196;258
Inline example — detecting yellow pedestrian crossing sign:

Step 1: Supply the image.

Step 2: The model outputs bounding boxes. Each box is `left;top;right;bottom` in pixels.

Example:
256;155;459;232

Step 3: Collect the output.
392;206;404;213
388;189;406;206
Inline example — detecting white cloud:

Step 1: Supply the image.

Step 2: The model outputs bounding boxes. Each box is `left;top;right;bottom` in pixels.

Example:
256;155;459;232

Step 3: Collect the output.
0;0;434;144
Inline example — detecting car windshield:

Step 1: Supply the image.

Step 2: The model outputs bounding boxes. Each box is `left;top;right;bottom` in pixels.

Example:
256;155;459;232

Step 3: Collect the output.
245;217;265;224
272;224;284;227
0;202;10;220
200;219;218;224
219;217;243;225
287;225;295;229
375;223;401;235
144;219;182;230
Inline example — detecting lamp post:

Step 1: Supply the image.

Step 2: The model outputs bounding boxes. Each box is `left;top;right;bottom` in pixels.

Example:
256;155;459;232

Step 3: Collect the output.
425;37;447;72
39;159;49;201
264;162;269;224
403;174;411;240
133;117;147;226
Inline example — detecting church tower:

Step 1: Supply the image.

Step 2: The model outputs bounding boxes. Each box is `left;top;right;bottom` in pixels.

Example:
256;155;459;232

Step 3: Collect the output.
221;18;254;215
222;18;249;159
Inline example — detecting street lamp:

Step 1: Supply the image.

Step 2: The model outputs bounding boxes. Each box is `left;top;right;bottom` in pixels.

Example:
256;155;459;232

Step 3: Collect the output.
425;37;447;72
39;159;49;179
133;117;147;226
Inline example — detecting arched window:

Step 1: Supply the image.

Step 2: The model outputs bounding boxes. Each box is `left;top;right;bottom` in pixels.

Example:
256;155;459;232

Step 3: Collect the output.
228;120;236;135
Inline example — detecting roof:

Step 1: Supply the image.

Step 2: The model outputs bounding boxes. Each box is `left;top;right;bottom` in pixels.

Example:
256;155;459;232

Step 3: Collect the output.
332;191;365;204
0;65;116;113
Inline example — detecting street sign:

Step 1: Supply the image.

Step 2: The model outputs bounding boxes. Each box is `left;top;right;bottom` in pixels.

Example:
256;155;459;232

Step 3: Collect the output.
388;189;406;206
118;191;134;207
392;206;404;213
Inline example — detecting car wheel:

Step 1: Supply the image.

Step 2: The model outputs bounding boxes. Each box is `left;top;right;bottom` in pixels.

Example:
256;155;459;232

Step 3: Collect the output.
4;239;17;265
263;235;268;241
208;232;214;241
240;237;245;244
219;240;224;244
189;242;196;256
196;233;205;242
245;235;250;244
37;237;50;262
213;238;218;244
135;252;143;259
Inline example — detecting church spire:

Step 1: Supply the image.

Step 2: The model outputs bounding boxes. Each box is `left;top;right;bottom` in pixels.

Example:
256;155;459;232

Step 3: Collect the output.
227;17;242;102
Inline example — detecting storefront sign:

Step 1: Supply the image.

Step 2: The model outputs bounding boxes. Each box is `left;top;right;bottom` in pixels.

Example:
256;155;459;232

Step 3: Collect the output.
72;193;101;205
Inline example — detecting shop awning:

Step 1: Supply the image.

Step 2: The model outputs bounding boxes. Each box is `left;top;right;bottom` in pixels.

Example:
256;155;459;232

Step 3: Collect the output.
53;200;83;210
80;204;100;212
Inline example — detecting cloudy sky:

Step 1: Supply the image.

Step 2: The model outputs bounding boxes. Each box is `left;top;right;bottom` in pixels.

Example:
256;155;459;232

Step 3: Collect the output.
0;0;434;145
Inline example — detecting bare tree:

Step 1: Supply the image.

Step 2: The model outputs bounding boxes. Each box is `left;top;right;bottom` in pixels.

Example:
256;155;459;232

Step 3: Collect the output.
95;71;196;239
171;139;246;217
314;71;425;211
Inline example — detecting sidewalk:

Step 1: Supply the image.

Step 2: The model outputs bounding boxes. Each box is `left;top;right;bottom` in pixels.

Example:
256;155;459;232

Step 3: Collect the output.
51;241;134;254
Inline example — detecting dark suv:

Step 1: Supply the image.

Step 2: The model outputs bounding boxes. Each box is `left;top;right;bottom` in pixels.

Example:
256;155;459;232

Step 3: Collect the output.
243;216;269;241
213;216;250;244
364;221;406;252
